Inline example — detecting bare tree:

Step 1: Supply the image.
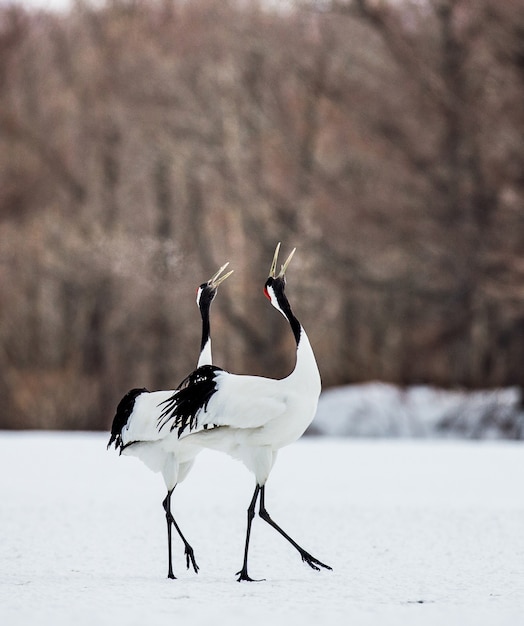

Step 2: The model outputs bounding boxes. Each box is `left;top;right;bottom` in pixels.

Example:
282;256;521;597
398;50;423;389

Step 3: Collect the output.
1;0;523;429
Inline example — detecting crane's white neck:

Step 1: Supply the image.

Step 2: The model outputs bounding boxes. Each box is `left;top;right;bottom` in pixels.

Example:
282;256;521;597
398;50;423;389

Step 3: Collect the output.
197;338;212;367
289;325;321;394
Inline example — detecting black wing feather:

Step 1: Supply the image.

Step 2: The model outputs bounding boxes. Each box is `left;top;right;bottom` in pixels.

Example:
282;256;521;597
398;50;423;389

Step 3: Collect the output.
157;365;223;436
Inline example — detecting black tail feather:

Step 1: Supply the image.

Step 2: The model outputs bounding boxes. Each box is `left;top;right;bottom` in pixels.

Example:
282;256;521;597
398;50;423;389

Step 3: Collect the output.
107;388;148;450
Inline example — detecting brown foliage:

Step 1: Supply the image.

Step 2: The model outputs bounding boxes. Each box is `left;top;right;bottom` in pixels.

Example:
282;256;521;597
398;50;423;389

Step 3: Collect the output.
1;0;524;429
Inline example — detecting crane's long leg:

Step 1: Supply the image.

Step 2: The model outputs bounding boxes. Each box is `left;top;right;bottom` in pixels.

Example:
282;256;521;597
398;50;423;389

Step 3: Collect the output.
258;485;332;573
163;489;176;579
162;488;200;578
236;484;263;582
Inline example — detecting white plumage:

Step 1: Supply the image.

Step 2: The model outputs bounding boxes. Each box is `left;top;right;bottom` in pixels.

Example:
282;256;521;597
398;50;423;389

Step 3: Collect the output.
184;347;319;481
118;390;201;482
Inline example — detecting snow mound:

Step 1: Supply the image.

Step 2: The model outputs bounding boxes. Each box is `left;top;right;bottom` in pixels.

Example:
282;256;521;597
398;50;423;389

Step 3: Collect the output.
311;383;524;439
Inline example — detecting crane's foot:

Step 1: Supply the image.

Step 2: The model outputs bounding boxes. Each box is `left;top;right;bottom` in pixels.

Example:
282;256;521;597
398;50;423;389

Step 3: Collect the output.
236;568;265;582
184;545;199;574
299;550;332;572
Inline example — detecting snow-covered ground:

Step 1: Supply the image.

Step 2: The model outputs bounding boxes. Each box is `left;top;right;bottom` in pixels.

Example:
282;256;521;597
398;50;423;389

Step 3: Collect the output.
1;432;523;626
312;383;524;439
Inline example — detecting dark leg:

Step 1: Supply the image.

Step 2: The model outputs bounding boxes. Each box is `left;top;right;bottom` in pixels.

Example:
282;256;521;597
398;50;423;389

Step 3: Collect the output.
236;484;263;582
162;488;200;578
163;489;176;579
258;485;332;572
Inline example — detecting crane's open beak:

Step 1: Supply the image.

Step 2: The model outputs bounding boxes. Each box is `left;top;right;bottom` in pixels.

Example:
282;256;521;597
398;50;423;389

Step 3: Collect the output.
279;247;296;277
269;243;281;278
269;242;296;278
208;262;234;288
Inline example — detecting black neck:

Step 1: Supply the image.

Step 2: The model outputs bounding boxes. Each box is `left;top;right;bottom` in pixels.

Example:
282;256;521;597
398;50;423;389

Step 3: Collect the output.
199;301;211;352
274;283;301;346
198;287;216;352
284;303;302;346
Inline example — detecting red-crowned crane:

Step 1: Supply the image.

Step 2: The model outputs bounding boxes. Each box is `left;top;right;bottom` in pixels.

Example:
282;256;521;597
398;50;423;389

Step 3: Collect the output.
107;262;233;579
157;244;331;581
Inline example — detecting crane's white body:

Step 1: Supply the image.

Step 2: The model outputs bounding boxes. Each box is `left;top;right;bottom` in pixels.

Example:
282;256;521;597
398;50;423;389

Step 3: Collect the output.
119;390;202;488
183;332;320;484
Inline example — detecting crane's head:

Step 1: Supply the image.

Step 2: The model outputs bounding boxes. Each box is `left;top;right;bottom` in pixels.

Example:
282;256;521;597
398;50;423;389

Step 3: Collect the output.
197;262;233;310
264;243;296;313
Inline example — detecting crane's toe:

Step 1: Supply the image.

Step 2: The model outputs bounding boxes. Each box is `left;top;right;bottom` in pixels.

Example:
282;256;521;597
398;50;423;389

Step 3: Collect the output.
236;569;265;583
185;546;200;573
300;551;332;572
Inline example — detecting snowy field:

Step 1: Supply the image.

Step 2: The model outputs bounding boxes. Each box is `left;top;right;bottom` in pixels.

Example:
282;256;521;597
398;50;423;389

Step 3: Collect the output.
1;432;523;626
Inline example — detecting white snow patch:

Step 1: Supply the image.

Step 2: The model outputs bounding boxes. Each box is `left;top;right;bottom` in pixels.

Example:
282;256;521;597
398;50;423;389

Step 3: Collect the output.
312;383;524;439
0;432;523;626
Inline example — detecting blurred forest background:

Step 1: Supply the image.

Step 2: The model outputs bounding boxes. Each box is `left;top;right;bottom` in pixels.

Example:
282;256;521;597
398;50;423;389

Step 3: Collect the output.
1;0;524;430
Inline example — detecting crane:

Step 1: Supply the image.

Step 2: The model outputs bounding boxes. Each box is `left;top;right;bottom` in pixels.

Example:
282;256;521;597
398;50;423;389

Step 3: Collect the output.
157;244;331;581
107;262;233;579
